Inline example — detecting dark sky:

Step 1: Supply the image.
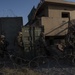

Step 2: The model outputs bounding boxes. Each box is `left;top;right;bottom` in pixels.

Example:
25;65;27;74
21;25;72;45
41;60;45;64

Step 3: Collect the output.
0;0;74;25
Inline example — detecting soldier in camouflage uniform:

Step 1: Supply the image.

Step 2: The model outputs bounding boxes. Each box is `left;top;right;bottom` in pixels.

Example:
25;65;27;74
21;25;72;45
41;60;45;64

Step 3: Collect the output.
0;35;9;58
17;32;24;58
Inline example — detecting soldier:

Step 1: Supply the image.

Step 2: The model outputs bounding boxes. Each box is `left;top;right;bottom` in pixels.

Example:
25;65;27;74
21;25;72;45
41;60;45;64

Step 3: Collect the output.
0;35;9;58
50;40;65;59
17;32;24;58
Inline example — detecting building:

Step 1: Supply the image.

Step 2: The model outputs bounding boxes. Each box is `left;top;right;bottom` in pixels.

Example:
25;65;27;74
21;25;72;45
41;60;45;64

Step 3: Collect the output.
26;0;75;38
0;17;23;50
